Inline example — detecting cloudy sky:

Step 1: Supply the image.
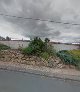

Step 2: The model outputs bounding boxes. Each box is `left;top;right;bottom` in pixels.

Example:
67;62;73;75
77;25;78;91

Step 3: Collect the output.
0;0;80;42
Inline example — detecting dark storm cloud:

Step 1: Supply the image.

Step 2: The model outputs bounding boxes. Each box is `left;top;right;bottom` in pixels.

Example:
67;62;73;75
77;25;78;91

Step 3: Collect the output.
0;0;80;42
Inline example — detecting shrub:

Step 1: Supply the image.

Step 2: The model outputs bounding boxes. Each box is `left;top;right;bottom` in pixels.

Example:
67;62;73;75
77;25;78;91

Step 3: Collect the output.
57;50;80;68
47;45;56;56
57;50;74;64
0;44;10;51
22;47;33;55
41;52;50;60
22;37;45;56
22;37;56;59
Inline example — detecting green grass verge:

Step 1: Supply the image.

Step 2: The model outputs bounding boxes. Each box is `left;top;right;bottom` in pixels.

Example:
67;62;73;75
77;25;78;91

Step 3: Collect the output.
0;44;11;51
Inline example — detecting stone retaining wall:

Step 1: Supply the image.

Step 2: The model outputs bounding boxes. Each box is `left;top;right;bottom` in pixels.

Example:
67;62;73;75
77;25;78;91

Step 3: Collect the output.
0;50;63;68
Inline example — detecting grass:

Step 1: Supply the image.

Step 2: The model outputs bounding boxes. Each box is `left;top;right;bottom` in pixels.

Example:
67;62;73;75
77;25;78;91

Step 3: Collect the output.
41;52;50;60
68;50;80;69
0;44;11;51
68;50;80;59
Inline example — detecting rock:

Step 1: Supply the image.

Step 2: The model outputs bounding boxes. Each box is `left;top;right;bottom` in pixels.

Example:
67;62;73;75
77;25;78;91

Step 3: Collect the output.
30;61;36;65
21;58;26;60
55;59;60;64
57;64;63;69
0;49;64;69
69;65;76;69
20;60;26;64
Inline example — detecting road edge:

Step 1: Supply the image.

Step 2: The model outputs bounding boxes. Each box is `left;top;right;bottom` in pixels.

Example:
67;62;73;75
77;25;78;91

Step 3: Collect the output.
0;61;80;82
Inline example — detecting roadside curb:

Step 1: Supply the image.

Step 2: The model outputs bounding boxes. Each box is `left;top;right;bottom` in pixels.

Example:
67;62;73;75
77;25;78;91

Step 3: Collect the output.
0;62;80;82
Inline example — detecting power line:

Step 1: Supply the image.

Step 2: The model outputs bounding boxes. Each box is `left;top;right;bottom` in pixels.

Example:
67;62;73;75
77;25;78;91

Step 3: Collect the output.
0;13;80;26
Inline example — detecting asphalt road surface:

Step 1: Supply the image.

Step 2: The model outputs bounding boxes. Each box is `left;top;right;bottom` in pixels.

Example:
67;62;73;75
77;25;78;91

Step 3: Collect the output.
0;70;80;92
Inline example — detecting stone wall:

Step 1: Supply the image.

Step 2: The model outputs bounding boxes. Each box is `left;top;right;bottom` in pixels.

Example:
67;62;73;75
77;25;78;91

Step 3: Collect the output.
0;50;63;68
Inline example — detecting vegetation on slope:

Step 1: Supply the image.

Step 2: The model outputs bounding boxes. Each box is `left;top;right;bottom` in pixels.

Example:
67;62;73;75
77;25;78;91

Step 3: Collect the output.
0;44;11;51
22;37;56;60
57;50;80;69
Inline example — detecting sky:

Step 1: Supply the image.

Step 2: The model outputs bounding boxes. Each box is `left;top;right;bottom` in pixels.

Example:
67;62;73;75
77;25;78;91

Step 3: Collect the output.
0;0;80;42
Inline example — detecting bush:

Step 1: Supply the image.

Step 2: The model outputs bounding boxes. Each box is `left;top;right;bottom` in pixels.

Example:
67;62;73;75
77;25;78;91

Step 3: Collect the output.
57;50;73;64
22;37;45;56
57;50;80;68
22;47;33;55
22;37;56;59
41;52;50;60
0;44;10;51
47;45;56;56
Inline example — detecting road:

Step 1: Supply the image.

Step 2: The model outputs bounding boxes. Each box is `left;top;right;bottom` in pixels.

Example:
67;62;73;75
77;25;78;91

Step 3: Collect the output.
0;70;80;92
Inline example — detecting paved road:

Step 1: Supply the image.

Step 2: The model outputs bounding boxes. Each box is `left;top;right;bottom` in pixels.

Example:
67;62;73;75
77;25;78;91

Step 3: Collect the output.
0;70;80;92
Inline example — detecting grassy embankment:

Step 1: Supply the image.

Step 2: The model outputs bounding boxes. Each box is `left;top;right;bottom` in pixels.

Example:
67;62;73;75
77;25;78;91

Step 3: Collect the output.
22;37;80;69
0;39;80;69
57;50;80;69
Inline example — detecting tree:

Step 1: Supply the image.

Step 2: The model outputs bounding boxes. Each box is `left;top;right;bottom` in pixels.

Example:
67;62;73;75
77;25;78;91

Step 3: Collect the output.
6;36;11;41
44;38;50;50
45;38;50;43
0;36;6;41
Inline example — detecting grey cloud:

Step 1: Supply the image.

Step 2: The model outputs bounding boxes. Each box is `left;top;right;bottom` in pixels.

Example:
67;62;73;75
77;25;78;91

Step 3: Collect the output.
0;0;80;42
